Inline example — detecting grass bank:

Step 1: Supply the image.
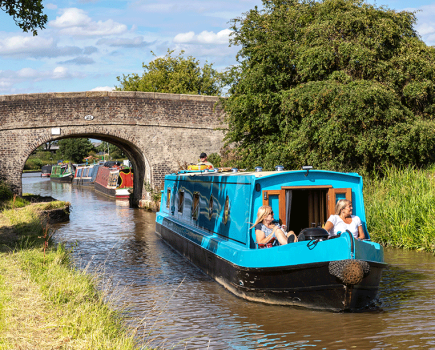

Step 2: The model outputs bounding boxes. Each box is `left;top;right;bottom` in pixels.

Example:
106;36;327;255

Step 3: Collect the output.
0;182;141;349
364;166;435;253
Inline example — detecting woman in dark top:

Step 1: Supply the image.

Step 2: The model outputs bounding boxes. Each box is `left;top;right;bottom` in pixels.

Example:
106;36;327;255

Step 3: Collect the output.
252;205;297;247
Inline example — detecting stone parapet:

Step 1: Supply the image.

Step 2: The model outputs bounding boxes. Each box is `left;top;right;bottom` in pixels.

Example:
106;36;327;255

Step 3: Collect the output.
0;91;226;201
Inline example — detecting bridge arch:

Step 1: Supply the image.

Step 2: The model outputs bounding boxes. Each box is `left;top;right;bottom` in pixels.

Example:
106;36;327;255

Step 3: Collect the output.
0;91;225;206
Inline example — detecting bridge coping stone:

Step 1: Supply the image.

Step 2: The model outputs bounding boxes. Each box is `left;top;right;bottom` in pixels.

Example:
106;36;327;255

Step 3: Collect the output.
0;91;221;103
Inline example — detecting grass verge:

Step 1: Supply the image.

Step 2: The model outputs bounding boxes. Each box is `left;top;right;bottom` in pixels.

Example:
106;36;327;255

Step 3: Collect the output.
0;182;142;349
364;166;435;252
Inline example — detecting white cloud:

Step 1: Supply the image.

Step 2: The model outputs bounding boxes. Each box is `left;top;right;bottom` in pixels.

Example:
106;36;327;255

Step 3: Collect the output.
45;3;57;10
174;29;232;44
90;86;115;91
0;36;54;55
418;22;435;36
173;31;195;43
0;67;82;85
53;67;69;79
50;8;91;28
0;35;92;58
197;30;232;44
96;36;152;48
412;4;435;44
49;8;128;36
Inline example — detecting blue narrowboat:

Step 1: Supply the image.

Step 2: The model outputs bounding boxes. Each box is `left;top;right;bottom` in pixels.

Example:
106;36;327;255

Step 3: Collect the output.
155;168;386;311
72;163;99;187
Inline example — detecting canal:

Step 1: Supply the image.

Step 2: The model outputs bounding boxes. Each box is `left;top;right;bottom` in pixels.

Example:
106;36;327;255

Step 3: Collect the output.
23;173;435;349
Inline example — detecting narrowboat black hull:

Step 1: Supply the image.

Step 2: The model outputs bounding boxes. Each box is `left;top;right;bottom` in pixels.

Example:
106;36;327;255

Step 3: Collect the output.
94;182;116;198
50;175;73;183
72;179;94;187
156;222;384;311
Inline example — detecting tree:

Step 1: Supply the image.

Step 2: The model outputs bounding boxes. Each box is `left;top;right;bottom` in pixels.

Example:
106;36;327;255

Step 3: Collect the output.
1;0;47;35
222;0;435;173
57;138;95;164
96;142;125;160
116;49;223;96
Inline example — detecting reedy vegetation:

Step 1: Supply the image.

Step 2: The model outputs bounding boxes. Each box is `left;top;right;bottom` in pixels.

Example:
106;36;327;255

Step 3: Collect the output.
364;166;435;253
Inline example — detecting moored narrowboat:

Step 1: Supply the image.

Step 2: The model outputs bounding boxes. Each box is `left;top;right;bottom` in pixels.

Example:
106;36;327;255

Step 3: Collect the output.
72;163;99;187
50;163;74;183
116;167;134;199
41;164;52;177
155;168;386;311
94;162;133;199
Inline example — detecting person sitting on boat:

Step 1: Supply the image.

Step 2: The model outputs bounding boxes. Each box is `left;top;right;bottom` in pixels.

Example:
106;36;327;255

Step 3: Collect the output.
198;152;214;169
324;199;365;239
252;205;298;247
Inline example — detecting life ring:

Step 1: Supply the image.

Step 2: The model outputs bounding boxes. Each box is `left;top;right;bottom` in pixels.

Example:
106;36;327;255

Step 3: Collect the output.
187;164;213;170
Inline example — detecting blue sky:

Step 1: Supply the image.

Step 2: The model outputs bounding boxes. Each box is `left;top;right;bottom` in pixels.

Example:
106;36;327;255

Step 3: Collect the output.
0;0;434;95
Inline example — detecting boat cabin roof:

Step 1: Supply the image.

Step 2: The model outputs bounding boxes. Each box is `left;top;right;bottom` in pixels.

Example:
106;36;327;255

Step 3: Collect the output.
169;169;361;181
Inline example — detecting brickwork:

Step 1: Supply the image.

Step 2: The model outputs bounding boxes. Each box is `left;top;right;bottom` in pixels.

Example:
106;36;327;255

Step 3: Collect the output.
0;91;226;205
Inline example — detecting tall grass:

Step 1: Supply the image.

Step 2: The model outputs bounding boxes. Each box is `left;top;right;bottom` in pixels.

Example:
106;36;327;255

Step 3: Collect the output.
364;166;435;252
16;245;138;349
0;184;143;349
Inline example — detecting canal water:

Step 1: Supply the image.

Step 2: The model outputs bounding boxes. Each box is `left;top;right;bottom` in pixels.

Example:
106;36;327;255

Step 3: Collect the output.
23;173;435;349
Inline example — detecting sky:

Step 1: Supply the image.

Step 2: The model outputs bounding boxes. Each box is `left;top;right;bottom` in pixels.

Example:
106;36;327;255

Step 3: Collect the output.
0;0;435;96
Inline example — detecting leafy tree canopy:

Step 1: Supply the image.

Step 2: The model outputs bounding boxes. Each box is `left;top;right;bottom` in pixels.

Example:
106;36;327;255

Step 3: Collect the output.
1;0;47;35
96;142;125;160
57;138;95;164
116;49;223;95
222;0;435;173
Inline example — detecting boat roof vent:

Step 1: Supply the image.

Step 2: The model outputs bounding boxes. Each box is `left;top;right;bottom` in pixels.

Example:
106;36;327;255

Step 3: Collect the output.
255;166;263;172
275;165;285;171
231;168;238;173
302;165;313;176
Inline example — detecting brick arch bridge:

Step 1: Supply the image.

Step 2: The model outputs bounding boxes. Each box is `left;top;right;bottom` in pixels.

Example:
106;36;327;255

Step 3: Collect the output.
0;91;225;206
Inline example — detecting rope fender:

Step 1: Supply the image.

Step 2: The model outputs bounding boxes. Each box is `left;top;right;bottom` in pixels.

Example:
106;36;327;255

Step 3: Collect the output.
328;259;370;285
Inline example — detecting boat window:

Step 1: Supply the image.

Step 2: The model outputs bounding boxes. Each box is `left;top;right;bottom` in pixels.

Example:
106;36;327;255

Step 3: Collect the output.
192;192;200;220
166;188;171;209
223;196;230;225
327;188;352;217
178;190;184;213
209;195;213;220
109;173;118;187
262;190;285;225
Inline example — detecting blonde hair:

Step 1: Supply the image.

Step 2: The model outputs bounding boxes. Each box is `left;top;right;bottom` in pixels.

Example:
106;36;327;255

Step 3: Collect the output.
250;205;273;229
335;199;351;215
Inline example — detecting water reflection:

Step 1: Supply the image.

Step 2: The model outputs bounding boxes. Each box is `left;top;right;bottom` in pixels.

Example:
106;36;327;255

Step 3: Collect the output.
22;173;435;349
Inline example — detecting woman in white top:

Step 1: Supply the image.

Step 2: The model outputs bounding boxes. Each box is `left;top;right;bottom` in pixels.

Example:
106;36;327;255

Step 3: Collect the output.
324;199;365;240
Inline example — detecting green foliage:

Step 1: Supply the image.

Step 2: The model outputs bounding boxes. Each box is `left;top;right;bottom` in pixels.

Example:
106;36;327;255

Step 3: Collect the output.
223;0;435;172
207;153;222;168
0;181;13;202
24;158;43;171
144;181;162;203
0;0;47;35
24;148;55;170
364;166;435;252
207;148;242;168
116;49;224;95
57;138;96;164
0;181;30;210
96;142;125;160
